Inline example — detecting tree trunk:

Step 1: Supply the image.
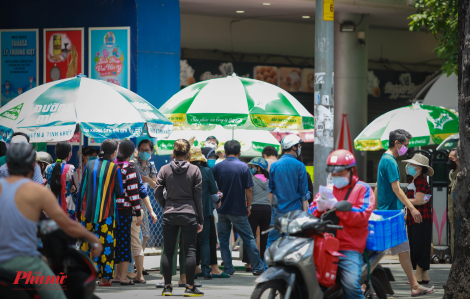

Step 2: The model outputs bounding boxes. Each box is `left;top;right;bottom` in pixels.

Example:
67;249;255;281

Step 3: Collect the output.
444;0;470;297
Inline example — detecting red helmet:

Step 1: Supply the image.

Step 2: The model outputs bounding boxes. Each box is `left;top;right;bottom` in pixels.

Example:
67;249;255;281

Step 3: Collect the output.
326;149;356;173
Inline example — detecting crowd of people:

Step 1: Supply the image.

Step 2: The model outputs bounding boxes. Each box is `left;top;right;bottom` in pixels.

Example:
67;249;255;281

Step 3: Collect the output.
0;127;457;298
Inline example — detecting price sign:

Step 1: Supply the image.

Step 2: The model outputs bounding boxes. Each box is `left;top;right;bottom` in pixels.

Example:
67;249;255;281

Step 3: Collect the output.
323;0;334;21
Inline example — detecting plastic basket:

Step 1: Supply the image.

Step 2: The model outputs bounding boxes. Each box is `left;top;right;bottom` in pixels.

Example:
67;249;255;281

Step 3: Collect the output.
366;210;407;251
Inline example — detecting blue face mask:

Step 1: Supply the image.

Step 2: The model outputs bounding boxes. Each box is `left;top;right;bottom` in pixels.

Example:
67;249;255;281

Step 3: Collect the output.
207;159;216;168
250;168;257;176
406;164;418;176
88;156;97;162
332;176;349;189
139;151;151;161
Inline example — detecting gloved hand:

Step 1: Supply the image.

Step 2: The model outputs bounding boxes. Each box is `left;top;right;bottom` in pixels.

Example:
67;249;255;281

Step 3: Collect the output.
316;196;338;212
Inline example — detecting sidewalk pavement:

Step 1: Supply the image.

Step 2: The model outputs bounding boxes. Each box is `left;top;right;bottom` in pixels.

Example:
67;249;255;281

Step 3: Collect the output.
94;252;449;298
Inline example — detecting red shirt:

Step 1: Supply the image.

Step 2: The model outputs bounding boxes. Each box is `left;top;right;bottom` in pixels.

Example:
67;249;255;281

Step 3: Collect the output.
406;175;432;225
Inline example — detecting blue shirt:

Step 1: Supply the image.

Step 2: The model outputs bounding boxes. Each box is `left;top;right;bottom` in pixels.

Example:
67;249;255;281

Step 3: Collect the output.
377;153;403;210
212;157;254;216
268;154;310;213
0;163;44;184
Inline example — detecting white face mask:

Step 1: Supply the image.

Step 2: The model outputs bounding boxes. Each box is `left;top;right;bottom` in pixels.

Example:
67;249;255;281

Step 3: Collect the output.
206;142;217;149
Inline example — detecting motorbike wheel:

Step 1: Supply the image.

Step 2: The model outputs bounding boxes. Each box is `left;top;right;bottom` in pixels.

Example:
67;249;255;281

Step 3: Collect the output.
364;276;387;299
251;279;287;299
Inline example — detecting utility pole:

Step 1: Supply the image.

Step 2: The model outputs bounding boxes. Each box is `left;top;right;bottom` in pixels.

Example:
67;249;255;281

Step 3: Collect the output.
314;0;335;194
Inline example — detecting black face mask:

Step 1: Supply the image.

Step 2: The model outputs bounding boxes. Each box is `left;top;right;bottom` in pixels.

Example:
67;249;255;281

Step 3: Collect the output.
448;160;457;171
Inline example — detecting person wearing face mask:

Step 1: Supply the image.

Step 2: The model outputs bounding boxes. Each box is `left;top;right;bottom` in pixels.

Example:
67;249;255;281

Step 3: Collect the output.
265;135;310;265
45;141;79;219
448;148;458;257
401;154;434;285
309;150;374;299
201;145;219;169
374;129;434;297
242;158;271;272
135;139;158;253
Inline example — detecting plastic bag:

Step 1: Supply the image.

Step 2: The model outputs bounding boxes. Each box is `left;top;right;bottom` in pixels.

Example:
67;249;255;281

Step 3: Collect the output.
369;212;384;221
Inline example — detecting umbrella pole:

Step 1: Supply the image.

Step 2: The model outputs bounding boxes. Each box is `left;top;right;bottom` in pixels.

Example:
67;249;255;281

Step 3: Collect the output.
79;129;83;181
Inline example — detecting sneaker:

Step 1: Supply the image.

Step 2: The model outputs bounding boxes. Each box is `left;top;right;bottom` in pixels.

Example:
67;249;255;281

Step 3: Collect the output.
162;285;173;296
184;286;204;297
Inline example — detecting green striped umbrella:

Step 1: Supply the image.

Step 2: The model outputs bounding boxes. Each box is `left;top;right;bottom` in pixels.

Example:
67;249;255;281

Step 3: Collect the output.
159;74;314;131
0;75;173;143
354;103;459;151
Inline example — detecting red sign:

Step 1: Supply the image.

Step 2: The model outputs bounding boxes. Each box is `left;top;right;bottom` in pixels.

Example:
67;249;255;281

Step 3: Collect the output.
44;28;84;83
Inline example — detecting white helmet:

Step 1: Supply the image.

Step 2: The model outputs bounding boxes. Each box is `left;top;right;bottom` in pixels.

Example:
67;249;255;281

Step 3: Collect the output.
281;135;302;149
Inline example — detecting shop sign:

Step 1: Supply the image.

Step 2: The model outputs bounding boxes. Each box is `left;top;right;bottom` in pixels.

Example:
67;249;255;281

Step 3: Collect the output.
368;70;431;100
0;29;38;107
89;27;130;89
43;28;84;83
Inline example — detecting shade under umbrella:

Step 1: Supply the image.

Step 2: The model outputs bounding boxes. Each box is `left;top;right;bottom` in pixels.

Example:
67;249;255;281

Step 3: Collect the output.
159;74;314;131
354;103;459;151
155;126;280;157
0;75;173;143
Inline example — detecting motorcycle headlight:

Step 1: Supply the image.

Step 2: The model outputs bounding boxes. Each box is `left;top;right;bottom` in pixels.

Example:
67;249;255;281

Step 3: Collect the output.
279;217;289;233
283;243;310;263
287;216;313;234
288;219;301;234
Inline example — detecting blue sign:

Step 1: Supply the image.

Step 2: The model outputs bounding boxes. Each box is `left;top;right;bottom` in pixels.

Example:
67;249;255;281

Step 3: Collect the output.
1;29;38;107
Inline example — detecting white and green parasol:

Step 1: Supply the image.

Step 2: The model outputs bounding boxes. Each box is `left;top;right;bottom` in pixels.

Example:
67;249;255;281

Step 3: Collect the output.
155;126;280;157
159;74;314;131
354;103;459;151
0;75;173;143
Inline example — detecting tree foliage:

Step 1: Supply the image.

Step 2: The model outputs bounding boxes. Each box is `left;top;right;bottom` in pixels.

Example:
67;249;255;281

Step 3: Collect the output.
409;0;458;76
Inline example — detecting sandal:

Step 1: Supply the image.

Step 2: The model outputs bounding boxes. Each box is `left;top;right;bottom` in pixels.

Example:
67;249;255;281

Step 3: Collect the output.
98;281;112;287
212;272;230;278
133;279;147;284
120;280;135;285
411;287;435;297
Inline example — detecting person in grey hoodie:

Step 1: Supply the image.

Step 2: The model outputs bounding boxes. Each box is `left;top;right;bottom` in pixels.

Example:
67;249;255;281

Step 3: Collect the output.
155;139;204;297
242;157;272;272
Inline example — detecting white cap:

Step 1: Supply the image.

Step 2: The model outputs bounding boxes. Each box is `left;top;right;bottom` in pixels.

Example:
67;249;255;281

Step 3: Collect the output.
10;135;28;144
281;135;302;149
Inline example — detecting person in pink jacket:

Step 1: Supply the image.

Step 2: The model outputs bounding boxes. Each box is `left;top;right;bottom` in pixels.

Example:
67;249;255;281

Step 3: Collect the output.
309;149;375;299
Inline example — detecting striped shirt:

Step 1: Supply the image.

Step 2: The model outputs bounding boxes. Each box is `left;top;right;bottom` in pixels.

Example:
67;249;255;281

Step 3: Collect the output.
115;161;141;216
76;158;123;223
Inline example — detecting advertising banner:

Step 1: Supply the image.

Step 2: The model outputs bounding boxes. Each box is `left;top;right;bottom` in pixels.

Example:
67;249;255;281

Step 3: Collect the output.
89;27;130;88
0;29;38;107
44;28;84;83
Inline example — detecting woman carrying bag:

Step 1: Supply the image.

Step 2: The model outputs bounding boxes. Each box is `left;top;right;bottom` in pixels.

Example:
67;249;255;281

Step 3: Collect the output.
155;139;204;297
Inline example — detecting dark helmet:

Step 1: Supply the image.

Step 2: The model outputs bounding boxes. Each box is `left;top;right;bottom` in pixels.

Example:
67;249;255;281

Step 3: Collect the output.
7;143;36;175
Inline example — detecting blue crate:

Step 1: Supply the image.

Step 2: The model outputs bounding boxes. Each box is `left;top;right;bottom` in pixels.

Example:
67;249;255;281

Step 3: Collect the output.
366;210;407;251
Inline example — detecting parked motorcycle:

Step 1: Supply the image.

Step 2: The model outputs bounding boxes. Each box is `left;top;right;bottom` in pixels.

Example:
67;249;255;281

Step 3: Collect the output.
0;219;99;299
252;201;395;299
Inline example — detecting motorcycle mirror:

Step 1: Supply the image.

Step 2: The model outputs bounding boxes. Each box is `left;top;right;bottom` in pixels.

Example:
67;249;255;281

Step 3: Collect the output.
335;201;353;212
